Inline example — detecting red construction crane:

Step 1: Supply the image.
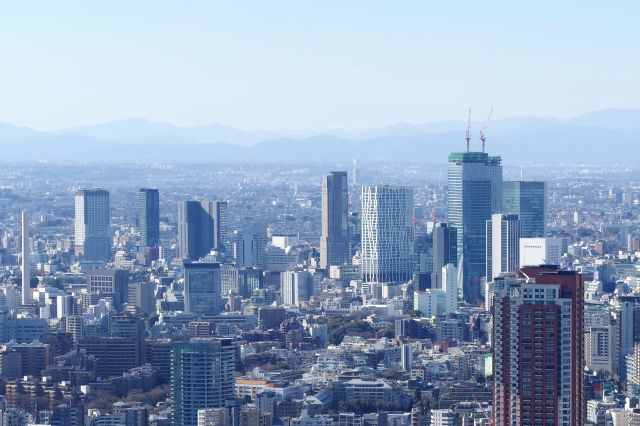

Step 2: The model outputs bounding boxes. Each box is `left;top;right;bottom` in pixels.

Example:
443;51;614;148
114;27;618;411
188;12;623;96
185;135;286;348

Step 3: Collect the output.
479;107;494;153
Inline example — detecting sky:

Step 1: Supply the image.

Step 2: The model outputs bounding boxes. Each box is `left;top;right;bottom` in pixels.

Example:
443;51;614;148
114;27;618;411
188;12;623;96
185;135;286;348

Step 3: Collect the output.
1;1;639;131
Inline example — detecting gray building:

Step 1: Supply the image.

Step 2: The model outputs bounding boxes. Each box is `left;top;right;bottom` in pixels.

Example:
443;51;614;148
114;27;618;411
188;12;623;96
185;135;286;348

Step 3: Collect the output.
183;263;222;315
171;338;236;426
448;151;502;303
74;188;111;261
502;181;546;238
320;171;350;269
85;269;129;307
178;201;215;261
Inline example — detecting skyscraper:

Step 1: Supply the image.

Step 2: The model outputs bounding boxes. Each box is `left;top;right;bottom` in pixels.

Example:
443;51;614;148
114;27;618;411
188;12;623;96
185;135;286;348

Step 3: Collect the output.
502;181;546;238
448;152;502;303
213;201;228;253
178;201;215;261
485;213;521;282
171;338;236;426
183;262;222;315
21;211;30;305
74;188;111;261
431;222;457;288
361;185;414;283
320;171;350;269
138;188;160;249
492;266;584;426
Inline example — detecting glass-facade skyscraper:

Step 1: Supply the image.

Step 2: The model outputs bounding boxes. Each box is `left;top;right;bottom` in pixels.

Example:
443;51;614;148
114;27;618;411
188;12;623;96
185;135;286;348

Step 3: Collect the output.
320;171;350;269
74;188;111;261
138;188;160;249
178;201;215;261
502;181;546;238
448;152;502;303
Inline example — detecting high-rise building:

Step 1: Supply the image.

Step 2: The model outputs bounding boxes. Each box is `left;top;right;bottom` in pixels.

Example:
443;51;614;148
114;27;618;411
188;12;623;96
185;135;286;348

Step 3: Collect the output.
519;237;563;267
585;325;615;374
127;282;156;315
138;188;160;249
178;201;215;261
171;338;236;426
448;152;502;303
320;171;350;269
280;270;311;307
183;263;222;315
502;181;546;238
486;214;521;282
232;225;268;268
431;222;457;288
492;266;584;426
361;185;414;283
213;201;228;253
21;211;30;305
74;188;111;261
616;296;640;380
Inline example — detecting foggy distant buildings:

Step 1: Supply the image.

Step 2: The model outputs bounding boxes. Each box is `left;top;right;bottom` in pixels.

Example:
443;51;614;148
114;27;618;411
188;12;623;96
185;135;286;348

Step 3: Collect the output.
320;171;350;269
361;185;414;283
74;188;111;261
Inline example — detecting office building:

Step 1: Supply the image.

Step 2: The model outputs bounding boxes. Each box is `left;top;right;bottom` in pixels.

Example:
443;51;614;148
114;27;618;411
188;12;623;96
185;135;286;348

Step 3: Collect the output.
431;222;457;288
213;201;228;253
430;410;461;426
616;296;640;380
178;201;215;261
85;269;129;307
586;325;615;374
171;338;236;426
232;225;268;268
361;185;414;283
492;266;584;426
486;214;521;282
448;151;502;303
21;211;30;305
519;237;563;266
502;181;546;238
138;188;160;249
183;263;222;315
78;336;142;379
127;282;156;315
320;171;350;269
280;270;311;307
74;188;111;261
197;408;230;426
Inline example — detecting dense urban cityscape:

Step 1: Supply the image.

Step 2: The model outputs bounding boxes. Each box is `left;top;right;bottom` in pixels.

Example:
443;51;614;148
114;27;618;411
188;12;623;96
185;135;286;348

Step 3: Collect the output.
0;143;636;426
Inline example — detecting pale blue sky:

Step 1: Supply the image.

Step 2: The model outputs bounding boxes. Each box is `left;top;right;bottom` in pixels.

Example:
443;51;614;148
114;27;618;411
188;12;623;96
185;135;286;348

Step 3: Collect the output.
1;1;638;131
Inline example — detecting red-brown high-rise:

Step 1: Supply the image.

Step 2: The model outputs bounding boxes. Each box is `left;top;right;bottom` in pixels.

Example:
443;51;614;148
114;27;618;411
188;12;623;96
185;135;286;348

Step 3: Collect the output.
491;266;584;426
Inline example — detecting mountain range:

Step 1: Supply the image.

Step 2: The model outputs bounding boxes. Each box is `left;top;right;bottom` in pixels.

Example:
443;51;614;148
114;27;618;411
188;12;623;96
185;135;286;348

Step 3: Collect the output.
1;109;640;164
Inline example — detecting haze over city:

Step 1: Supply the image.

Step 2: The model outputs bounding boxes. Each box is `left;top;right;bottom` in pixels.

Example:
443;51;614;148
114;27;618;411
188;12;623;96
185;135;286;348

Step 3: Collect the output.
1;3;640;426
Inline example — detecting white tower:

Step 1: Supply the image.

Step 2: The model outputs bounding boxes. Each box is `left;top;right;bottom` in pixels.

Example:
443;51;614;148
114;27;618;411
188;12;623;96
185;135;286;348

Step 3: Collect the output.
21;210;31;304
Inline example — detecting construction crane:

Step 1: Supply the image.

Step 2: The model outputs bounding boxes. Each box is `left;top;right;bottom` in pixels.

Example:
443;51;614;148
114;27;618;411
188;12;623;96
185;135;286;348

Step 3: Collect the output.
465;108;472;152
479;107;494;153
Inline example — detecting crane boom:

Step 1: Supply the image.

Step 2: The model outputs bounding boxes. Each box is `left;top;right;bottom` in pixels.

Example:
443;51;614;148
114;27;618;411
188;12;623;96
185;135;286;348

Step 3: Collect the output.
465;108;472;152
479;107;494;152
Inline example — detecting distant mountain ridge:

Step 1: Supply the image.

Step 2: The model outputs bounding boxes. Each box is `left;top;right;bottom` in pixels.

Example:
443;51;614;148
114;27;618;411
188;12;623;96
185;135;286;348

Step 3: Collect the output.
1;109;640;163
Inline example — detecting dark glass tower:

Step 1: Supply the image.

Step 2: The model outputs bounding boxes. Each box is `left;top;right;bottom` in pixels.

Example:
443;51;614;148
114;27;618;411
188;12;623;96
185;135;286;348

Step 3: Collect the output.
448;151;502;303
502;181;546;238
139;188;160;249
320;171;350;269
177;201;215;261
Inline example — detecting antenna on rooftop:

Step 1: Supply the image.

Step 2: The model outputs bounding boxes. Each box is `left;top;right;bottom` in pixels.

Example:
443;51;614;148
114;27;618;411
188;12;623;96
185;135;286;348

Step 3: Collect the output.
465;108;472;152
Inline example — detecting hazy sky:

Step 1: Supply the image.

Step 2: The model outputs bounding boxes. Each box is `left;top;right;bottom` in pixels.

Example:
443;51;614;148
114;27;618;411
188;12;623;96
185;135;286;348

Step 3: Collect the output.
1;1;638;131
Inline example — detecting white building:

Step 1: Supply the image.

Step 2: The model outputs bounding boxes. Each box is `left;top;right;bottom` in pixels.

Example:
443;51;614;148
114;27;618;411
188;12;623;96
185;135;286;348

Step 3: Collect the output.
585;325;615;374
430;409;460;426
414;264;458;317
519;237;563;267
281;270;311;307
486;214;521;282
361;185;413;283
